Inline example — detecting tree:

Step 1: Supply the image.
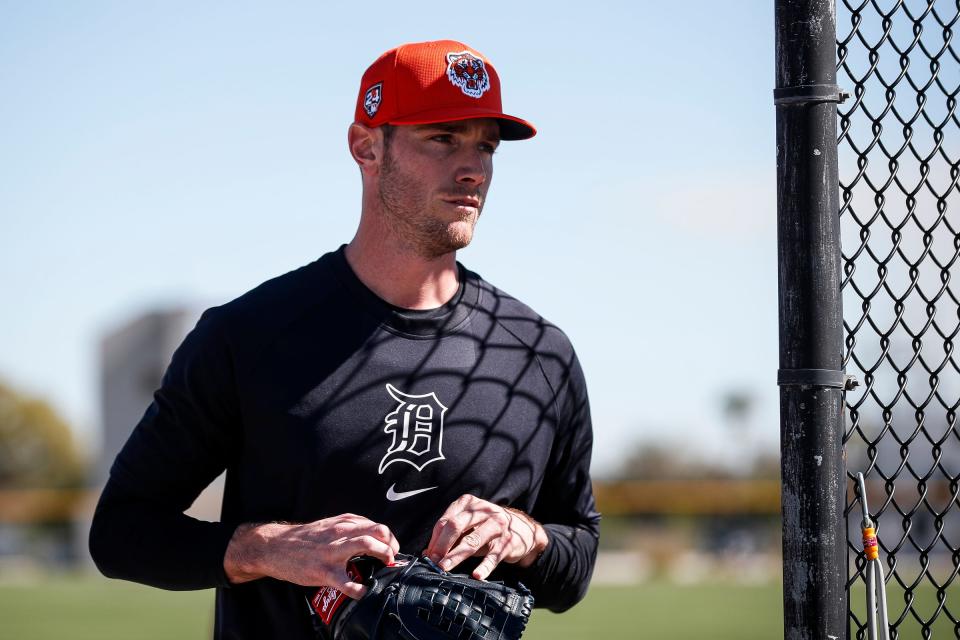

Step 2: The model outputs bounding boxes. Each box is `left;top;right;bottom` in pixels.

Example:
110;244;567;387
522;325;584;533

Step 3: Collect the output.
0;379;85;488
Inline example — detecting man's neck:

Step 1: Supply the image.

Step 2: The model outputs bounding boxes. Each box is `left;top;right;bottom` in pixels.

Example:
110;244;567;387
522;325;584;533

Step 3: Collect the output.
344;235;460;311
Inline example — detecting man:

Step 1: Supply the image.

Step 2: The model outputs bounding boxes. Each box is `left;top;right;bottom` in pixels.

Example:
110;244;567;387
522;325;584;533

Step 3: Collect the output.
90;40;599;639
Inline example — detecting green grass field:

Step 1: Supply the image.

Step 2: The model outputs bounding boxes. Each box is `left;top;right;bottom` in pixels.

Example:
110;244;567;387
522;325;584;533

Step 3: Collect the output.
3;575;956;639
0;575;784;640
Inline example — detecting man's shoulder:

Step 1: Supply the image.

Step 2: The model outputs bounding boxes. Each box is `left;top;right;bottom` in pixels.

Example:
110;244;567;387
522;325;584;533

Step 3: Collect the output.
197;251;341;344
466;267;576;358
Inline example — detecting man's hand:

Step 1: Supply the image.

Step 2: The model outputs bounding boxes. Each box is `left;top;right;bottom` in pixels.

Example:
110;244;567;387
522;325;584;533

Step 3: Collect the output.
223;514;399;599
424;494;549;580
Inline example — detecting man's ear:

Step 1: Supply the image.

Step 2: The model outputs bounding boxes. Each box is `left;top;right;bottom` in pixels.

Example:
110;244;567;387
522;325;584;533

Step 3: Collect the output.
348;123;381;176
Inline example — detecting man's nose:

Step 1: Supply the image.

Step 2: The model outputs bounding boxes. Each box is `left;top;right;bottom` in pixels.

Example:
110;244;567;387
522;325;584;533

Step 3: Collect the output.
454;148;488;185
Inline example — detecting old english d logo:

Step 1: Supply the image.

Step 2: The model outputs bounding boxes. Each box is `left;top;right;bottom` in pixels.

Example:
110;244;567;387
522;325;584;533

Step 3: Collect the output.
378;384;447;474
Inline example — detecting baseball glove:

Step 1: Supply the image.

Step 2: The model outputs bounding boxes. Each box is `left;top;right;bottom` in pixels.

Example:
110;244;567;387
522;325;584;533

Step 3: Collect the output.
304;553;534;640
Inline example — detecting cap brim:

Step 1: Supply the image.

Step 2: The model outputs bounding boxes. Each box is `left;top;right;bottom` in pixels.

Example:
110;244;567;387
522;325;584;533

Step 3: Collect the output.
386;107;536;140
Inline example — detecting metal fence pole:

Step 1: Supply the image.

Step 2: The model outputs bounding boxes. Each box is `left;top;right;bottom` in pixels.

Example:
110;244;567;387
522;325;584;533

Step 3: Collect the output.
774;1;847;638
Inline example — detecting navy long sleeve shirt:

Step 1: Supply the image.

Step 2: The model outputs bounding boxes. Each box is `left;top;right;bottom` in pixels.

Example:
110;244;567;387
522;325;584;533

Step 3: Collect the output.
89;246;600;639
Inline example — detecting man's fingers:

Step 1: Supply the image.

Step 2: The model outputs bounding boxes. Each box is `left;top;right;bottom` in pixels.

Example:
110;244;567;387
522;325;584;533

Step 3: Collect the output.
472;544;505;581
439;517;507;571
425;505;461;560
329;520;399;558
337;575;367;600
378;526;401;556
355;521;400;555
426;498;486;561
343;535;395;565
427;513;469;562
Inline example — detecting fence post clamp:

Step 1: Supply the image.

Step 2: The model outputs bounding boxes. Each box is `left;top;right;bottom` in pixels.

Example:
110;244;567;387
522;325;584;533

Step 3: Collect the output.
777;368;857;389
773;84;851;106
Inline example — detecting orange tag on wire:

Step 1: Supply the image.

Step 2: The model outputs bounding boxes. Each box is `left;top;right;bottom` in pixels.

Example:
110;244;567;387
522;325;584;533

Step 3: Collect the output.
862;527;879;560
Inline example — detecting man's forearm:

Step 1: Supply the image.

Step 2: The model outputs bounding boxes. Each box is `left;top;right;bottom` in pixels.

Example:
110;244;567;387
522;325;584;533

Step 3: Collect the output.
499;520;599;612
89;482;236;591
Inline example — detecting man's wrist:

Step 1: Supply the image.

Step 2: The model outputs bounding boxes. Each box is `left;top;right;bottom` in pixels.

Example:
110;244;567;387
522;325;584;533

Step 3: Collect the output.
517;522;549;568
505;508;549;568
223;522;278;584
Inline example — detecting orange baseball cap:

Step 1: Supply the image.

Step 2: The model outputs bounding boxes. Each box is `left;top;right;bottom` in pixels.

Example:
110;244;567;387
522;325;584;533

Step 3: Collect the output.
354;40;536;141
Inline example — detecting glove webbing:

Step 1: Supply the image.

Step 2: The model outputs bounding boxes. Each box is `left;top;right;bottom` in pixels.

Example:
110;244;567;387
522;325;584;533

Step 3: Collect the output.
415;583;498;638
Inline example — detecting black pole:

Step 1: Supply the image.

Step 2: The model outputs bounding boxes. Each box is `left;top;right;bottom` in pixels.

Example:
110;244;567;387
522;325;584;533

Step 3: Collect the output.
774;1;847;639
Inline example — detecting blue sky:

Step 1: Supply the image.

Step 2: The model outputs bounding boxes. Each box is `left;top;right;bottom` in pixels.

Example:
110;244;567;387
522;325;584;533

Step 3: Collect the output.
0;1;780;475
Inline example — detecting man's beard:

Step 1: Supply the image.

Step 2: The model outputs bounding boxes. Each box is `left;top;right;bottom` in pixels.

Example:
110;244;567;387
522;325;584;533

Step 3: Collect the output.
377;152;479;260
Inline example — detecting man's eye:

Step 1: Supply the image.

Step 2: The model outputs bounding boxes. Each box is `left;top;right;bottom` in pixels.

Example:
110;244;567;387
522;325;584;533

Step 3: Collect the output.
480;143;498;155
431;134;454;144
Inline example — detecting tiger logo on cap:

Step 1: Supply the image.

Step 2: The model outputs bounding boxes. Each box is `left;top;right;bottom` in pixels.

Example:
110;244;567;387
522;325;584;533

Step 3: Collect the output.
445;51;490;99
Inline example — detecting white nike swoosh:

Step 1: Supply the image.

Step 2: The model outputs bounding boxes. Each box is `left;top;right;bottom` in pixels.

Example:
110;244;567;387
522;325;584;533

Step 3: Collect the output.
386;483;438;501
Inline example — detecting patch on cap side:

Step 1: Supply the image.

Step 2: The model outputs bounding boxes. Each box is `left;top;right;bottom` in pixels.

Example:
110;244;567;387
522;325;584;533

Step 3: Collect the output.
445;51;490;99
363;82;383;118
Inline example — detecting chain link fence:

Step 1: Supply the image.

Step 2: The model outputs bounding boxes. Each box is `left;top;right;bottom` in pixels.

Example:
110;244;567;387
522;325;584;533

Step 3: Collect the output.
838;0;960;637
